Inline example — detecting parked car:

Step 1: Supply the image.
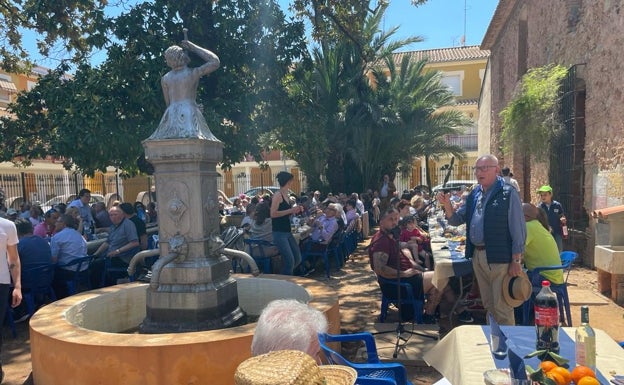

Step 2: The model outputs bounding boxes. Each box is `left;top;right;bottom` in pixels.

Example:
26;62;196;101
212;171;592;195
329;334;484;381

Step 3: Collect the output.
431;180;477;193
229;186;295;202
5;196;24;210
41;193;105;213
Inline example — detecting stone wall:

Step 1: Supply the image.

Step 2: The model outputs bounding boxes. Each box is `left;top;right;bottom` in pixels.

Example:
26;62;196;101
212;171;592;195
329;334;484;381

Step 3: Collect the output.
483;0;624;265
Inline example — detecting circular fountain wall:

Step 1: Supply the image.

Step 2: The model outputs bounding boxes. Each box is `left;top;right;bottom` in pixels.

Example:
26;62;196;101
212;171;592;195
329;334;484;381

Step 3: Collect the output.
29;274;340;385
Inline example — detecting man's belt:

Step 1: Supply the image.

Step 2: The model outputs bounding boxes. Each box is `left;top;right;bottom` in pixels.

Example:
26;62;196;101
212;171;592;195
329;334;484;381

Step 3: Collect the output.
474;245;486;251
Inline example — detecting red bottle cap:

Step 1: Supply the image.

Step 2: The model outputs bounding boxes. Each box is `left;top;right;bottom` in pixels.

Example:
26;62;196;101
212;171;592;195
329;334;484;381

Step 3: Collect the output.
542;280;550;287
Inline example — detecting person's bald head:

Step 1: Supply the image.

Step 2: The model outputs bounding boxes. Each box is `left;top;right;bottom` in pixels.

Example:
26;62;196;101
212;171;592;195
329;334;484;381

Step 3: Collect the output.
522;203;539;221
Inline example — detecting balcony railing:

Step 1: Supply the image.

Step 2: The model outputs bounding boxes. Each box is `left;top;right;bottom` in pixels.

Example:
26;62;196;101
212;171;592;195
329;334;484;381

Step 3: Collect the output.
445;134;477;151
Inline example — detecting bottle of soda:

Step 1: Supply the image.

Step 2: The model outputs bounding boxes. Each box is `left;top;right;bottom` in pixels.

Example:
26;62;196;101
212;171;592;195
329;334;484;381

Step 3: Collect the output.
534;280;560;353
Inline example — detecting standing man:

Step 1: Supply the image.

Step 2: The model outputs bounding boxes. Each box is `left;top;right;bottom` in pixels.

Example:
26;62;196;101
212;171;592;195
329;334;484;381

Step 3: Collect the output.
0;216;22;382
379;174;396;212
501;167;520;193
68;189;95;239
437;154;526;325
537;185;566;252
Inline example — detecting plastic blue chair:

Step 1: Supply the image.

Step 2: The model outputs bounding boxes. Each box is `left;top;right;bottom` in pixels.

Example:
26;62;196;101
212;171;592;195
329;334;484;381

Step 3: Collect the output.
523;265;572;327
559;251;578;283
243;238;275;273
100;248;139;287
57;255;93;295
377;277;424;324
21;264;57;317
342;229;358;260
318;332;412;385
301;230;345;277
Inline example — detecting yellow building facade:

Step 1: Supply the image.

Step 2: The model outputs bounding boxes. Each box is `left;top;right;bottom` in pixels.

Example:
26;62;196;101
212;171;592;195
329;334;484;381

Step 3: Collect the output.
393;45;489;188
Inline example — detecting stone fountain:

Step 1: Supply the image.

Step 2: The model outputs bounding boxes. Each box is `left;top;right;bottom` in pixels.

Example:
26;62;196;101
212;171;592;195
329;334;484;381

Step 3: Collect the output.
139;39;245;333
29;39;341;384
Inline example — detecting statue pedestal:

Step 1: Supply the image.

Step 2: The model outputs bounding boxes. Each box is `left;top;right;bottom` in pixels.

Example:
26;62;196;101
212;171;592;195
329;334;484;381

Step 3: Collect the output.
140;138;244;333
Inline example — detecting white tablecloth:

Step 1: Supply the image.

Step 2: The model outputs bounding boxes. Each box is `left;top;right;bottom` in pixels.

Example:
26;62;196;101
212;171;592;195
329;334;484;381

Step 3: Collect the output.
431;242;473;290
424;325;624;385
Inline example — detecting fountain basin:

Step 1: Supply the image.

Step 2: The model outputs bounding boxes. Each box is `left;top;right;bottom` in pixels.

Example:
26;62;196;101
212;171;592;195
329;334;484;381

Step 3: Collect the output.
30;274;340;385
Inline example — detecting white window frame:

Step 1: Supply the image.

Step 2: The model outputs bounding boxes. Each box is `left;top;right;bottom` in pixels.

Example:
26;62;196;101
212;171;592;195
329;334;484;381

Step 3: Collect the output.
0;91;10;102
440;70;464;96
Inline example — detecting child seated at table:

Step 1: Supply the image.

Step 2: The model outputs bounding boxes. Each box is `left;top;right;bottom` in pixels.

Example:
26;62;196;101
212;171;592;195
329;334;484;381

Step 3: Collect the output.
400;216;433;270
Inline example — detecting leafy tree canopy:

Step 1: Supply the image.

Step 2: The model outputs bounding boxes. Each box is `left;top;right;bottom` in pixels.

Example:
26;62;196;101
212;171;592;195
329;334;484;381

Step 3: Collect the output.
0;0;113;72
274;2;467;192
0;0;308;175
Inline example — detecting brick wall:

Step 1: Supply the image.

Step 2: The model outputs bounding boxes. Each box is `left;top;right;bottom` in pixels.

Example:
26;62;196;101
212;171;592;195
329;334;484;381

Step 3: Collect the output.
483;0;624;265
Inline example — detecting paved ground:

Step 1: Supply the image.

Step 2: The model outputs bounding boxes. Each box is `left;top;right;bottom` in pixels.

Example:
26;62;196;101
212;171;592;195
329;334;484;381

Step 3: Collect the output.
1;238;623;385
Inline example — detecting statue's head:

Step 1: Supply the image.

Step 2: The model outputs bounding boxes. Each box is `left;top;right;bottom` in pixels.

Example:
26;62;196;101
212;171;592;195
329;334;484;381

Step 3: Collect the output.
164;45;190;68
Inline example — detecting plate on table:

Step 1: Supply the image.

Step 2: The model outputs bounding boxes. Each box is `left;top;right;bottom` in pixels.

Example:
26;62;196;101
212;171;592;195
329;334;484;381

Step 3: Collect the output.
483;369;511;385
483;369;533;385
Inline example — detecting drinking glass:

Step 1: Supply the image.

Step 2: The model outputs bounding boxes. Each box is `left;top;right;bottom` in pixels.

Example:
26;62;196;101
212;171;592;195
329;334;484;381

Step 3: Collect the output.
490;333;508;360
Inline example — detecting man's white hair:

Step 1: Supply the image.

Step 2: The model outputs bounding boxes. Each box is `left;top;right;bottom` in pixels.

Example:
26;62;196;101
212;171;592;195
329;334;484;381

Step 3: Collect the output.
251;299;328;356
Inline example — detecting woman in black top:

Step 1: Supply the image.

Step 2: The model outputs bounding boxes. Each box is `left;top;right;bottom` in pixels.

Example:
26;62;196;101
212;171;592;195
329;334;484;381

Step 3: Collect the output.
270;172;304;275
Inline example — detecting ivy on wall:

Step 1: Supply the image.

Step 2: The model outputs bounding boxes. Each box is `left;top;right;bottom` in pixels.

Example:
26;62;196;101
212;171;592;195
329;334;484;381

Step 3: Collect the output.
499;64;569;161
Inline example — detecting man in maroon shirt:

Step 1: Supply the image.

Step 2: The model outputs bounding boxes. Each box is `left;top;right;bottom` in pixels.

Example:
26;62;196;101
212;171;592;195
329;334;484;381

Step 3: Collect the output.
369;207;441;324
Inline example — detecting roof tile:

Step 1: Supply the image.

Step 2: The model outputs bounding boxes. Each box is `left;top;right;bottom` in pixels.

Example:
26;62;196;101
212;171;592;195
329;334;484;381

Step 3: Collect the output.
393;45;490;64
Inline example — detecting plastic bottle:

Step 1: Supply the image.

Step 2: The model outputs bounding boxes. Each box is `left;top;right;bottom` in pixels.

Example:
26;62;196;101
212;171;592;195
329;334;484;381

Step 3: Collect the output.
561;217;568;239
534;280;560;353
575;305;596;370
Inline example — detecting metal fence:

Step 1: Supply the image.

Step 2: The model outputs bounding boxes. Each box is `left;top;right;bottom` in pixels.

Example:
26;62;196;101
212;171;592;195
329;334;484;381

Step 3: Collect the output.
0;171;135;209
1;161;475;209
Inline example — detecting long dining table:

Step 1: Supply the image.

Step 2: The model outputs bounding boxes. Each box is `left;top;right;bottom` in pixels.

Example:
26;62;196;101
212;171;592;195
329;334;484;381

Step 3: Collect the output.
430;238;474;325
424;325;624;385
431;239;473;291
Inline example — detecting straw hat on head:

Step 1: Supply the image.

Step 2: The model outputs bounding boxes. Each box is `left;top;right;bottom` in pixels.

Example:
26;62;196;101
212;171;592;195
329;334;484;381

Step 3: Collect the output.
502;270;532;308
234;350;356;385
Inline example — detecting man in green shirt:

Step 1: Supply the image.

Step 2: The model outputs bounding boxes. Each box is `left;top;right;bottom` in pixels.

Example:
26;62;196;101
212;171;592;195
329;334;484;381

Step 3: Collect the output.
522;203;564;284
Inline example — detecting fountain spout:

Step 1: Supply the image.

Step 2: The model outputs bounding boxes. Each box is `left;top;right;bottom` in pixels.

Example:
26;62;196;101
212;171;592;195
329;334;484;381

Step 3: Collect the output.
149;251;181;289
223;248;260;276
127;249;161;277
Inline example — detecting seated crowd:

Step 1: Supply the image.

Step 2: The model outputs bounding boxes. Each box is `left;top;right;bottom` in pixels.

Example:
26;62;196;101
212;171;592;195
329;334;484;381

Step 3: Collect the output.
0;189;159;322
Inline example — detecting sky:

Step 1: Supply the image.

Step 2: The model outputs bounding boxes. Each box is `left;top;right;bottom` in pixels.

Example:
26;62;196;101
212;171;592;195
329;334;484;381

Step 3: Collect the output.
24;0;499;68
379;0;499;50
277;0;499;51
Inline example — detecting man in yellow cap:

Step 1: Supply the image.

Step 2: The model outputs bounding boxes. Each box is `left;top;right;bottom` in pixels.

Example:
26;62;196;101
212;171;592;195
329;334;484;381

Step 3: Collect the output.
536;185;566;252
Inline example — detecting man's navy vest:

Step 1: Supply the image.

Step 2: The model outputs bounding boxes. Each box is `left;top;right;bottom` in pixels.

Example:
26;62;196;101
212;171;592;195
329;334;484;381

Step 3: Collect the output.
465;178;514;264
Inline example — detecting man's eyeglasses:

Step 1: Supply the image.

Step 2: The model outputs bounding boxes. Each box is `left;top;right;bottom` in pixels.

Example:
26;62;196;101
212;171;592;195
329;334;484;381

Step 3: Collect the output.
472;165;497;173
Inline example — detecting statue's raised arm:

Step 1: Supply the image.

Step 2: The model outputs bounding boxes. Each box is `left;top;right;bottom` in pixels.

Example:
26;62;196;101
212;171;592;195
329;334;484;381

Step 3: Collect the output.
180;40;220;77
147;40;221;141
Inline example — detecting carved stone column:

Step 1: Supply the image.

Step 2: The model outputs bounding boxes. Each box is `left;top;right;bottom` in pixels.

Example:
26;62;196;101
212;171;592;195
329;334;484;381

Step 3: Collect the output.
140;138;244;333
